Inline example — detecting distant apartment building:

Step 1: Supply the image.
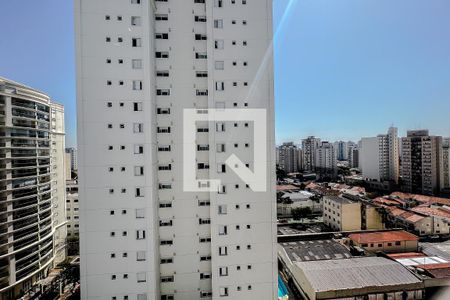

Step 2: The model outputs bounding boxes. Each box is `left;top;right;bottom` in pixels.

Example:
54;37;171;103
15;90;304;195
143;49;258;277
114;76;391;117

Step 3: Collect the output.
0;78;67;299
65;147;77;172
323;196;384;231
348;146;360;169
302;136;320;172
334;140;348;161
443;138;450;189
314;141;336;177
401;130;443;195
277;142;300;173
66;180;79;238
361;127;400;187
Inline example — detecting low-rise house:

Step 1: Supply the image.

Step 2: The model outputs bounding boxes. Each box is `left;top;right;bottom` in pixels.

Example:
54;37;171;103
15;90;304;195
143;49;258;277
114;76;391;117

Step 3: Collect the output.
278;191;322;216
349;230;419;253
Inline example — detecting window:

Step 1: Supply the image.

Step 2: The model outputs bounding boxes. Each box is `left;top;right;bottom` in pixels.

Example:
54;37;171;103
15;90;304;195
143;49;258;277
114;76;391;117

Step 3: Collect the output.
215;0;223;7
137;272;146;283
219;287;228;297
215;40;224;49
132;38;142;47
195;16;207;22
132;80;143;90
105;15;110;20
136;230;146;240
131;0;141;3
156;89;170;96
195;52;207;59
133;102;143;111
136;209;145;219
195;34;207;41
134;144;144;154
219;246;228;256
215;81;224;91
214;19;223;28
196;71;208;78
219;225;228;235
133;123;144;133
137;251;146;261
155;51;169;58
218;205;227;215
218;164;226;173
156;70;169;77
135;187;144;197
216;122;225;132
219;267;228;277
200;273;211;279
217;143;226;153
161;276;174;283
155;33;169;40
161;258;173;264
134;166;144;176
155;14;168;21
137;295;147;300
215;61;224;70
132;59;143;69
131;16;141;26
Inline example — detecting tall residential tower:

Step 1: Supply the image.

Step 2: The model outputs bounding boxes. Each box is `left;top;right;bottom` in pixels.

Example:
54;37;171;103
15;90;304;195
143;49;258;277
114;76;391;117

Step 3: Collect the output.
75;0;277;299
0;78;67;299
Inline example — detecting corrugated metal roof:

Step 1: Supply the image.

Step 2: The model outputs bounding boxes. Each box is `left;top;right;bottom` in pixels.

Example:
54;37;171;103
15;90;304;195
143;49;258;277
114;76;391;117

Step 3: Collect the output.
295;257;422;292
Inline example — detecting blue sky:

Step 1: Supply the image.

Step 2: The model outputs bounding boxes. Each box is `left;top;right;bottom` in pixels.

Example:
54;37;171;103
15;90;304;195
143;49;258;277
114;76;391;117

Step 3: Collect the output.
1;0;450;147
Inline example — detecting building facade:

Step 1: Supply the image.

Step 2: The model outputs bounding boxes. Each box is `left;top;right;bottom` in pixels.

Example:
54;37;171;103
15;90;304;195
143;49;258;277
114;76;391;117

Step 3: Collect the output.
65;147;78;172
443;138;450;189
323;196;361;231
277;142;300;174
361;127;399;185
314;141;336;178
302;136;320;172
0;78;67;299
75;0;277;299
66;180;79;238
401;130;443;196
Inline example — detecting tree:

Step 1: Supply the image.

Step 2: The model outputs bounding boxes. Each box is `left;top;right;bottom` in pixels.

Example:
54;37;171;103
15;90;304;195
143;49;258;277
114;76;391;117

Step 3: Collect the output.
291;207;312;221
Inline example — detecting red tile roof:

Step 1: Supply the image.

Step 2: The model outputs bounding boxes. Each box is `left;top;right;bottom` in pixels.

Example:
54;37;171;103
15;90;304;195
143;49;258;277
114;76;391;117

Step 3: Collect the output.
391;192;450;206
387;252;426;259
349;230;419;244
276;185;299;191
412;206;450;219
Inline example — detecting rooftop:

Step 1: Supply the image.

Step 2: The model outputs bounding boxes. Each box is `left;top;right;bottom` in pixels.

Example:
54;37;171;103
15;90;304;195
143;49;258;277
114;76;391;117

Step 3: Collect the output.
280;239;352;262
295;257;422;293
349;230;419;244
324;195;355;205
276;184;300;192
412;205;450;219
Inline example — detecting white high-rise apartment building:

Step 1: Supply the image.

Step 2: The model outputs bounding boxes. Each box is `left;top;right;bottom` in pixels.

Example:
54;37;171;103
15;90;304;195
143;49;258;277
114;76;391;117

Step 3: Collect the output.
302;136;320;172
314;141;336;177
360;127;399;185
65;147;78;172
0;78;67;299
75;0;277;300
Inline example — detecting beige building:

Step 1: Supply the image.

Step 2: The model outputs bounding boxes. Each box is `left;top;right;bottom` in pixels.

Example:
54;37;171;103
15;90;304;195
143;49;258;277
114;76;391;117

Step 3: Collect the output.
323;196;361;231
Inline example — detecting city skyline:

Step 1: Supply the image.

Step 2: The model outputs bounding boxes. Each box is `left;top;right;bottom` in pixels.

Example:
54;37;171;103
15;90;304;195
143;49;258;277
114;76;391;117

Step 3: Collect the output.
1;0;450;147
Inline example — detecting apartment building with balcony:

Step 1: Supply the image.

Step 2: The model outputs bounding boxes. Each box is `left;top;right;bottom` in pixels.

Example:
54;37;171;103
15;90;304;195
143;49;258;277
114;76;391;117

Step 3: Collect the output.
66;180;79;238
75;0;277;299
0;78;67;299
